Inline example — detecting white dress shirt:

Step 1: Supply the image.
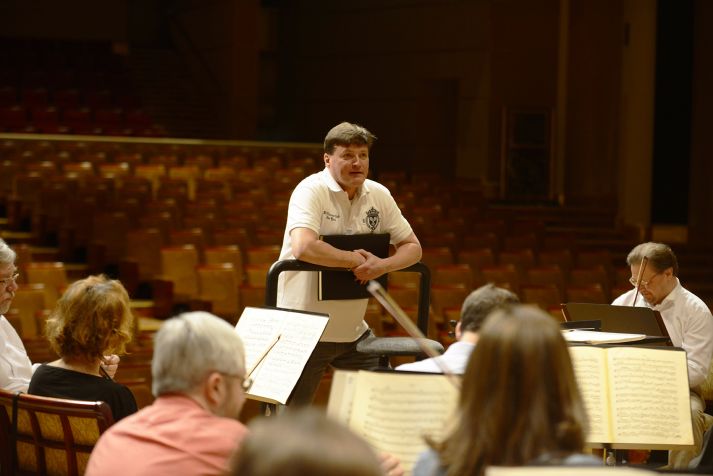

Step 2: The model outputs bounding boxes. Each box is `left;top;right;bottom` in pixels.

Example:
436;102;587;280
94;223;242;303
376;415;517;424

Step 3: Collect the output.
395;341;476;374
613;279;713;388
0;315;33;392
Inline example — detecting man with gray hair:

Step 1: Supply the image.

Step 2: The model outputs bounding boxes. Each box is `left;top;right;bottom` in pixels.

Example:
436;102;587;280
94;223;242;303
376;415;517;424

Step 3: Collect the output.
613;242;713;469
396;284;519;373
86;312;250;476
0;238;27;392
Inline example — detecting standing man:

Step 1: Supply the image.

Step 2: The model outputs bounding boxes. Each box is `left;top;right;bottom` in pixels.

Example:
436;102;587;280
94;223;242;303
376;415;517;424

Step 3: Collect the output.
278;122;422;405
612;242;713;468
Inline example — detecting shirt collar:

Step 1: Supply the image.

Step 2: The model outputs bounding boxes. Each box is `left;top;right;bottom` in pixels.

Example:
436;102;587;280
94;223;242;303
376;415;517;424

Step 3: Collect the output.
653;277;682;310
321;168;370;198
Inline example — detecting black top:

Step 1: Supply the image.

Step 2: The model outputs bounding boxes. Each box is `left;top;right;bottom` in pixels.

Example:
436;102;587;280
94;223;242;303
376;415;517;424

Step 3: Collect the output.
28;364;137;421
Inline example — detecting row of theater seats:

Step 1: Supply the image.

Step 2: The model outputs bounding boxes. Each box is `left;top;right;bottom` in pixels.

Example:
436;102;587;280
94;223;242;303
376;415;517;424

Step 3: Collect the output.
0;38;152;136
0;85;141;109
0;103;159;136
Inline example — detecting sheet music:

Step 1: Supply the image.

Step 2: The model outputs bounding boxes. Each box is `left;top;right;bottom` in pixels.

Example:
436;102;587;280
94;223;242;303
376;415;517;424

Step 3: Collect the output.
569;346;611;444
326;370;358;423
235;307;329;404
348;371;459;474
607;347;692;446
563;329;645;344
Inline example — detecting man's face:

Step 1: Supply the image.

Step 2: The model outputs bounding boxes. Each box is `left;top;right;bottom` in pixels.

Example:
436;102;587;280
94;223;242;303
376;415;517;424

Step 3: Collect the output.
629;264;673;305
324;144;369;199
215;371;247;420
0;263;18;315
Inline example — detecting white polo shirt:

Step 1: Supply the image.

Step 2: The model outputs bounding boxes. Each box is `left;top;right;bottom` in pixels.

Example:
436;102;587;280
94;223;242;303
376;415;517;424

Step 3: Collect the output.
613;279;713;388
277;169;413;342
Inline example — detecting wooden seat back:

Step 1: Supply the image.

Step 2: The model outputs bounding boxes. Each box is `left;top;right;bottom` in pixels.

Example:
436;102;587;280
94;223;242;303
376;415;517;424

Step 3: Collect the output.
0;390;114;476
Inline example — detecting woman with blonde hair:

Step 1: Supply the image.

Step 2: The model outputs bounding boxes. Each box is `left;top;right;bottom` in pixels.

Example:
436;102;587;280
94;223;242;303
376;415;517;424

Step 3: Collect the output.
29;275;137;421
414;304;598;476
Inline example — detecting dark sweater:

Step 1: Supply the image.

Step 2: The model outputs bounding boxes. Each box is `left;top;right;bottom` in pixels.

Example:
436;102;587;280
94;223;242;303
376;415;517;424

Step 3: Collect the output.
29;364;137;421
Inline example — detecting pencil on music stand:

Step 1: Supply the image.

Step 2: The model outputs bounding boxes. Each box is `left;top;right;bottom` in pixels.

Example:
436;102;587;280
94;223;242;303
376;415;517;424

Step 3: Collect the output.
247;334;281;378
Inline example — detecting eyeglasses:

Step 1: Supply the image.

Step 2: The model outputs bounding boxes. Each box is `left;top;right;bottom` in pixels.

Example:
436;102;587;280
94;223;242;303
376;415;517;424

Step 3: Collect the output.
629;272;661;288
0;272;19;288
220;372;253;392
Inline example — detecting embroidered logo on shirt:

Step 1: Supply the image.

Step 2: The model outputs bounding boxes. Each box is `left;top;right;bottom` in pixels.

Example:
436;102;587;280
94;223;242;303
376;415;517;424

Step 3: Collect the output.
365;207;380;231
323;211;340;222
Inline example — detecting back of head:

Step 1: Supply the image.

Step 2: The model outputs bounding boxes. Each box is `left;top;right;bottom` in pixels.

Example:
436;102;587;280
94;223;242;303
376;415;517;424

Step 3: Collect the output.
323;122;377;154
626;241;678;275
0;238;16;267
230;408;383;476
152;311;245;396
460;284;519;333
440;305;587;476
45;275;134;362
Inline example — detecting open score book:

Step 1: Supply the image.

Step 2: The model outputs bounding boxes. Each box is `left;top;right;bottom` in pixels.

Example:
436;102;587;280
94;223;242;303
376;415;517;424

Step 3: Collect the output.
327;370;459;474
234;307;329;405
569;345;693;449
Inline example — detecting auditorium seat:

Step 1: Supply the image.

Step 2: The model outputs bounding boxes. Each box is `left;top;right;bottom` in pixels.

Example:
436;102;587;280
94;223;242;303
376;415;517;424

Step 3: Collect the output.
9;283;47;338
197;263;241;323
526;266;566;296
537;249;573;277
125;228;164;280
169;228;207;262
456;248;496;283
569;266;611;301
498;249;535;281
0;390;114;476
134;164;167;196
160;245;199;301
503;233;540;252
205;245;244;285
388;284;420;310
461;232;500;253
432;264;474;289
24;262;69;307
566;284;608;304
420;247;454;270
576;249;614;275
480;264;521;295
430;284;469;327
520;284;563;311
388;270;421;288
213;228;252;253
91;211;130;263
168;165;201;199
245;245;281;266
244;263;270;287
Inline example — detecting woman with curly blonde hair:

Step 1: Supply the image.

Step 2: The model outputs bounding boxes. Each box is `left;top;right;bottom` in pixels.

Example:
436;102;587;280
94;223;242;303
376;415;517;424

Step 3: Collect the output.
29;275;137;421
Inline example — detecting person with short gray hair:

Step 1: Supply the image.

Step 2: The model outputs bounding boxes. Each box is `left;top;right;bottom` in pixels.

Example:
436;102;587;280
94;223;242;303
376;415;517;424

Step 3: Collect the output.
87;312;250;476
396;284;519;374
613;241;713;469
0;238;27;392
